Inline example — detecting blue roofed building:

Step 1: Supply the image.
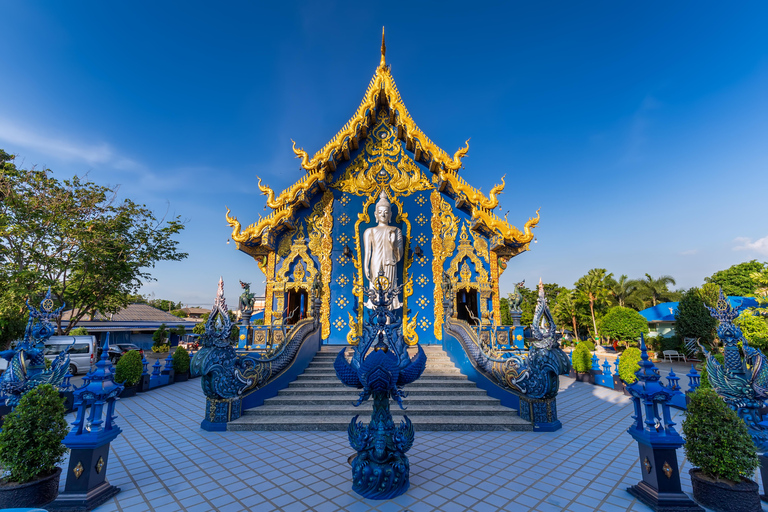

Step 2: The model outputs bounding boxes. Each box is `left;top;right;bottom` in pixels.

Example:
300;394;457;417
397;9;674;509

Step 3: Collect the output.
639;296;761;338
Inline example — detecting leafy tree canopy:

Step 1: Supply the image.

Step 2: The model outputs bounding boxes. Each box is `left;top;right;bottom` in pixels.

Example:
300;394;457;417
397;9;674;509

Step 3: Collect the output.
637;273;678;307
734;311;768;352
575;268;613;336
598;306;649;344
705;260;766;297
675;288;717;345
0;150;187;339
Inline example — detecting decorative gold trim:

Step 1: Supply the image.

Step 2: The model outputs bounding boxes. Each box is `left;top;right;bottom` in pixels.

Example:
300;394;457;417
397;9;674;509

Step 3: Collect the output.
95;456;104;474
440;171;505;210
662;461;673;478
348;194;377;343
430;190;458;339
264;252;276;326
490;253;501;323
473;208;540;251
448;223;491;323
307;190;334;339
644;457;652;474
73;461;83;479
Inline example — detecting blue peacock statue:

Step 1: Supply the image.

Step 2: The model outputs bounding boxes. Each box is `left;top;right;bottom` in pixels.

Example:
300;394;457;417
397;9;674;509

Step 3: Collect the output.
334;269;427;499
700;288;768;451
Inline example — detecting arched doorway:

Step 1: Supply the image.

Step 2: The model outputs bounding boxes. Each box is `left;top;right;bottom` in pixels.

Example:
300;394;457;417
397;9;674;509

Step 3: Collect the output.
456;289;479;325
285;289;308;325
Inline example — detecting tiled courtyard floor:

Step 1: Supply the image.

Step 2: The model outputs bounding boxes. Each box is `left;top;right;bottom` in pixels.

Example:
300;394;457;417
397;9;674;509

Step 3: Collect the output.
56;376;767;512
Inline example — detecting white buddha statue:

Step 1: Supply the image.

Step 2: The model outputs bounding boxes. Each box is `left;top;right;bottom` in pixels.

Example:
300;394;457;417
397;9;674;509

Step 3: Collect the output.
363;191;403;309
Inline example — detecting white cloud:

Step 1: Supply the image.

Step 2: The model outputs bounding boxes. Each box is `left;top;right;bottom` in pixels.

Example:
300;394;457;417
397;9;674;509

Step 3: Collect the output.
734;235;768;256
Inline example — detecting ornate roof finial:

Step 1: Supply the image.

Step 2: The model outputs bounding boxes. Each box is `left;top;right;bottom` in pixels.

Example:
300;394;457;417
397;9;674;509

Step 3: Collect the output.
380;26;386;69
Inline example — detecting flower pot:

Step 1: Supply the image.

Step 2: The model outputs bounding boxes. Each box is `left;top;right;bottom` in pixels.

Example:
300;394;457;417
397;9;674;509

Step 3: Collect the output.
120;385;137;398
574;372;594;384
690;468;760;512
0;467;61;509
174;371;189;382
568;369;576;379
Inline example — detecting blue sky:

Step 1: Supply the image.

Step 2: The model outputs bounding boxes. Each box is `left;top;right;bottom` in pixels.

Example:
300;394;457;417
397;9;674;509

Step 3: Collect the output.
1;2;766;307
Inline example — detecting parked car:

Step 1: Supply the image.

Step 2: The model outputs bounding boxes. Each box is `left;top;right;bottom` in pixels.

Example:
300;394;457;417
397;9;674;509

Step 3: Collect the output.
44;336;97;376
178;335;200;352
106;343;144;363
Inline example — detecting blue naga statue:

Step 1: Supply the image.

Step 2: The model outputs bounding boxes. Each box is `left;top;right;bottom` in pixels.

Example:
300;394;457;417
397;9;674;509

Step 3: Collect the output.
0;288;72;408
334;271;427;500
700;289;768;451
453;279;569;400
190;278;264;400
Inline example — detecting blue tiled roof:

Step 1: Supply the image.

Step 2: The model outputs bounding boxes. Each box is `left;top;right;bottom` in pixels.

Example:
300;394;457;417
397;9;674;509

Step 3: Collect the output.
639;296;761;323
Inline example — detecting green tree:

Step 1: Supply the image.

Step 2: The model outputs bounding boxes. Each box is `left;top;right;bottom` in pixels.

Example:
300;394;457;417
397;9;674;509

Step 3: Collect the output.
606;274;642;309
508;286;537;326
705;260;766;297
553;289;580;340
734;311;768;352
575;268;613;337
0;150;187;335
499;298;512;325
152;323;168;348
170;309;187;319
700;283;721;308
147;298;183;312
598;306;649;346
637;273;678;307
192;311;239;340
675;288;717;346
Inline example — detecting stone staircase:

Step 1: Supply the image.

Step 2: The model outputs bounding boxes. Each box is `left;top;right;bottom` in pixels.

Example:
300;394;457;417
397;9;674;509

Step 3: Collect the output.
228;345;532;432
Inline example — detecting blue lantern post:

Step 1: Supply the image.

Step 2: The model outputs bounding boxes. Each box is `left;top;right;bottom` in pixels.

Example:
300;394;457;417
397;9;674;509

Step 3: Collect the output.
625;335;701;511
50;333;123;511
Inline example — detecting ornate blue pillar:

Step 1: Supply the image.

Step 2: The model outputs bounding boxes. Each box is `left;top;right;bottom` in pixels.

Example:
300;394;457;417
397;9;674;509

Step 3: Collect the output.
49;333;123;511
625;335;702;511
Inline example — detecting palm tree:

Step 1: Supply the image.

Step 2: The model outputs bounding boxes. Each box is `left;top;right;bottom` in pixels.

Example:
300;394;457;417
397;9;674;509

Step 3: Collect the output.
637;273;677;307
553;289;579;342
575;268;613;337
608;274;642;309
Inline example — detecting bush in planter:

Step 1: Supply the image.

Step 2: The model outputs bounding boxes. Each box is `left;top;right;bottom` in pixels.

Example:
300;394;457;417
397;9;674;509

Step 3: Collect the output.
682;388;757;483
572;341;593;373
114;350;143;386
0;384;68;483
151;344;169;353
619;347;642;383
173;346;190;374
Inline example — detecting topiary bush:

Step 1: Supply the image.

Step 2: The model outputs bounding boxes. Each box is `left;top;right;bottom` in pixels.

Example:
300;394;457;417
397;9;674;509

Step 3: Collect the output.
114;350;143;386
151;344;169;353
683;388;758;482
580;339;595;351
173;346;190;374
599;306;649;347
572;341;593;373
619;347;642;383
0;384;68;483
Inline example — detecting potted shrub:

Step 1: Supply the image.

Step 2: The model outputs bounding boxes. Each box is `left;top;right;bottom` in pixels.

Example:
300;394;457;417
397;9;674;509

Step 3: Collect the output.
683;388;760;511
618;347;641;395
0;384;68;508
173;346;190;382
571;341;594;383
114;350;143;398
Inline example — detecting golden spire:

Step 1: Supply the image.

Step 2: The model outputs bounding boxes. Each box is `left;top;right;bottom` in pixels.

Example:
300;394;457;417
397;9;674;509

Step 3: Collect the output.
380;26;386;69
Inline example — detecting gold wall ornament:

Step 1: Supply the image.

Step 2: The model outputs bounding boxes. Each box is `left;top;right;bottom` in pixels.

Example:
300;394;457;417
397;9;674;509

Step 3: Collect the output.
73;461;83;479
404;311;419;345
490;253;501;323
254;255;268;276
347;312;360;345
264;252;276;327
470;229;490;263
662;462;673;478
331;115;433;198
95;456;104;474
273;224;318;325
277;227;297;258
430;190;458;339
306;190;334;339
348;194;377;343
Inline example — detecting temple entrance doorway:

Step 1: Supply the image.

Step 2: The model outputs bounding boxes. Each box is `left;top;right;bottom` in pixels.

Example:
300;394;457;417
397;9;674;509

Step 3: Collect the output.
456;289;478;325
285;289;308;325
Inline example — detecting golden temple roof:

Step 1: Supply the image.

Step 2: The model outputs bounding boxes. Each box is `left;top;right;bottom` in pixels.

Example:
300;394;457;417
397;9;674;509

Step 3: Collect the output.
227;32;539;256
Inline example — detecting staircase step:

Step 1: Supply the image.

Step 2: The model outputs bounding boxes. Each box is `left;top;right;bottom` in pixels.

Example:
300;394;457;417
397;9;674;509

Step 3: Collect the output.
278;387;489;396
228;414;533;432
264;396;500;406
285;380;480;389
240;404;515;416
